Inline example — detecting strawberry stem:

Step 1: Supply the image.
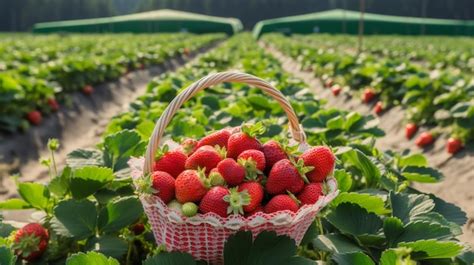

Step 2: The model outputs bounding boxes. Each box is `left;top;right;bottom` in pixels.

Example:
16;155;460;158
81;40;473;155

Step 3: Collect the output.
224;188;250;215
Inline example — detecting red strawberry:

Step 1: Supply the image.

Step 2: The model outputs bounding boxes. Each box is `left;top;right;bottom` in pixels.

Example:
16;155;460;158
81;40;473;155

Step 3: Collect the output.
237;149;266;180
374;101;383;115
196;129;231;149
199;187;249;217
13;223;49;261
154;148;187;178
415;132;434;148
26;110;42;125
362;88;376;103
82;85;94;95
262;140;288;170
185;145;224;173
238;181;264;213
131;223;145;235
245;205;264;217
180;138;198;155
331;84;342;96
300;146;335;183
446;137;463;154
405;123;418;139
297;183;323;205
265;159;311;195
175;169;209;203
151;171;175;204
264;194;299;213
217;158;245;186
324;78;334;88
47;98;59;111
227;123;264;159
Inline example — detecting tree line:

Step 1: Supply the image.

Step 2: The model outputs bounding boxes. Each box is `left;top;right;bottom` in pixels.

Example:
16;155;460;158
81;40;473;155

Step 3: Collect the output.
1;0;473;31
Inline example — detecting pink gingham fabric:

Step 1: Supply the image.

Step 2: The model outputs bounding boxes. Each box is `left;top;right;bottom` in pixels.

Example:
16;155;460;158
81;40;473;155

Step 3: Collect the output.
129;157;339;265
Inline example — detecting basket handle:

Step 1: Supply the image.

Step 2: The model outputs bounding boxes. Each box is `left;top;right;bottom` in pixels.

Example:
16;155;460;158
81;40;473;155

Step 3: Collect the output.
144;71;307;174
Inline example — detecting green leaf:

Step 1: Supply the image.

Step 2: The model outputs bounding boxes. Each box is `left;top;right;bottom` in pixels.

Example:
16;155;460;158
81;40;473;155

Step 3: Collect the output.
398;154;427;167
136;120;155;141
143;252;196;265
380;248;415;265
86;235;128;259
67;148;104;168
332;252;375;265
103;130;146;172
224;231;313;265
327;116;345;129
341;148;380;186
0;198;31;210
430;194;467;226
393;221;452;245
383;217;404;248
53;199;97;239
49;166;72;197
66;251;119;265
390;192;434;224
401;166;444;183
70;166;114;200
0;246;16;265
457;251;474;265
331;192;389;215
313;234;364;254
326;203;383;237
399;240;463;260
98;196;143;233
17;182;50;210
0;222;15;237
333;170;352;192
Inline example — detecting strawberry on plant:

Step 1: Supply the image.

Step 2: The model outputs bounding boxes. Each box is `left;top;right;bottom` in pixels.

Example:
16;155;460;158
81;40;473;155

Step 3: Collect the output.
196;129;231;149
331;84;342;96
227;123;264;159
265;159;311;194
405;123;418;139
151;171;175;204
362;88;376;103
415;132;434;148
175;169;209;203
238;181;264;213
446;137;463;154
217;158;246;186
154;147;187;178
13;223;49;261
238;149;266;180
180;138;198;155
374;101;383;115
300;146;335;183
297;183;324;205
47;98;59;111
264;194;299;213
26;110;42;125
262;140;288;170
185;145;224;173
82;85;94;95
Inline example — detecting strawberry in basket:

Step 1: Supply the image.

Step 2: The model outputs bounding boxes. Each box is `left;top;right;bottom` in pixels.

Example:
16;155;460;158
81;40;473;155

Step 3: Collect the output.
130;71;338;264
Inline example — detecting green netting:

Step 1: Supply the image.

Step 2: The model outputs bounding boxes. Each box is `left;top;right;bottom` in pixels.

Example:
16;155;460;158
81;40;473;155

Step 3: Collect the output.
33;9;243;35
253;9;474;38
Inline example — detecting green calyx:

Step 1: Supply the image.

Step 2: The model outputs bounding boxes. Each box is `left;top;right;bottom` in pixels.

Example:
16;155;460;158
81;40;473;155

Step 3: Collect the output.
182;202;198;217
154;144;170;160
287;191;301;206
238;158;263;181
209;171;226;186
291;157;313;184
241;122;266;138
197;167;212;189
223;188;250;215
13;233;41;258
214;145;227;159
136;174;156;194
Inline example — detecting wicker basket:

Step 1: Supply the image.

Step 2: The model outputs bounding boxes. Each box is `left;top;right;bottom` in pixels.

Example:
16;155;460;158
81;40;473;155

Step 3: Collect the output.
130;71;339;264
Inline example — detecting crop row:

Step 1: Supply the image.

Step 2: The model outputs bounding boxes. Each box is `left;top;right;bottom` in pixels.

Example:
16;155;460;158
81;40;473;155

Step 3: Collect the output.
263;33;474;149
0;34;472;264
0;33;224;132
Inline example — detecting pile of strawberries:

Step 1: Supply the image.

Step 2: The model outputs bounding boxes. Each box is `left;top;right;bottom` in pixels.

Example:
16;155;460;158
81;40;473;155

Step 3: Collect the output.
145;123;335;218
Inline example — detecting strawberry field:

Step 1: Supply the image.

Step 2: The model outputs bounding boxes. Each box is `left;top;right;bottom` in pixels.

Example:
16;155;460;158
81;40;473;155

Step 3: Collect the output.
1;31;474;265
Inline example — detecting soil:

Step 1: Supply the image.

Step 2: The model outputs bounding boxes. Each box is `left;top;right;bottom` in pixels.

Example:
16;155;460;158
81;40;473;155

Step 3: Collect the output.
263;43;474;247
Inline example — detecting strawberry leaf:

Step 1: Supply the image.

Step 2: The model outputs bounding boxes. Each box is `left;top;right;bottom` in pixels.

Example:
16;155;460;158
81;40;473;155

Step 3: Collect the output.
66;251;119;265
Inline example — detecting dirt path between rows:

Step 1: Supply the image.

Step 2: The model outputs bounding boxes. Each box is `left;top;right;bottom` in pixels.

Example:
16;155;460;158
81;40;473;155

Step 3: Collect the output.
262;42;474;247
0;41;221;202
